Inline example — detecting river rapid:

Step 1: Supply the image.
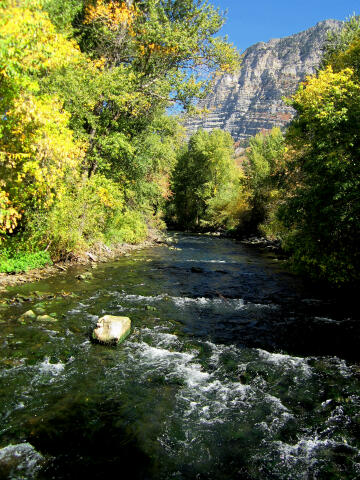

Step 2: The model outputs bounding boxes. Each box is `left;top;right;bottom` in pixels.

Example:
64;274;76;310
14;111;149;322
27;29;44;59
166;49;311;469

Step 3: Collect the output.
0;233;359;479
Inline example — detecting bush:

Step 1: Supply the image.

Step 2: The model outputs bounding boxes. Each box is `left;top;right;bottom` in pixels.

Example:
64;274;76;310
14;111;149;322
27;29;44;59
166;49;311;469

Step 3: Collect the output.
105;210;148;245
28;174;126;257
202;182;251;231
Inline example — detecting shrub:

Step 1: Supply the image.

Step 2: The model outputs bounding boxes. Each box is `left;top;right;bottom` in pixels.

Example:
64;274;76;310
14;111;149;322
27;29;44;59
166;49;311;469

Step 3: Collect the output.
30;174;125;257
105;210;148;245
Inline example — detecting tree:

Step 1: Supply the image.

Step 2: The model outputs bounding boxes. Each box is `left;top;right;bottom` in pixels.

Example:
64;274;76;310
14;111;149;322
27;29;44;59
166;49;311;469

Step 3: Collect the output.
242;127;286;235
0;1;86;241
40;0;241;215
0;0;240;257
47;0;240;176
76;0;240;110
279;61;360;283
171;128;241;229
321;15;360;73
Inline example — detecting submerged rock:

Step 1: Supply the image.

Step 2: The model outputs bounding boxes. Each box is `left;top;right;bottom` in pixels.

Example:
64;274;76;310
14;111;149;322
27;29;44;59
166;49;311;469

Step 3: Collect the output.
37;314;57;322
76;272;93;281
34;306;46;315
93;315;131;344
145;305;157;311
0;443;44;479
191;266;204;273
20;310;37;321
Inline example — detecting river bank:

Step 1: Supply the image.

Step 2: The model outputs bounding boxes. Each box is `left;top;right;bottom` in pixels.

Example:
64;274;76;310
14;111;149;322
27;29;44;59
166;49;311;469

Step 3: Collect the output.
0;231;166;293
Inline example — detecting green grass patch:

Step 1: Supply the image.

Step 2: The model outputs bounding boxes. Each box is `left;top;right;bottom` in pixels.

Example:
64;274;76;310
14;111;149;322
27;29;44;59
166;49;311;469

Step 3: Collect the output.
0;251;53;273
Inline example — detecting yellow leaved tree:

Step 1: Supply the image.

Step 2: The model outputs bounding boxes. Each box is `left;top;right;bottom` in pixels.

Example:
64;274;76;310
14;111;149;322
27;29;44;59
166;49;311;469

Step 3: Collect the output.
0;1;87;241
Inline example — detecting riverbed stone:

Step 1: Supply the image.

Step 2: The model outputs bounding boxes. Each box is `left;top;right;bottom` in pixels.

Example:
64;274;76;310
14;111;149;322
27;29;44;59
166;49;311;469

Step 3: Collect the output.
76;272;93;281
191;266;204;273
145;305;157;311
21;310;37;320
93;315;131;344
34;306;46;315
37;314;57;322
0;443;44;479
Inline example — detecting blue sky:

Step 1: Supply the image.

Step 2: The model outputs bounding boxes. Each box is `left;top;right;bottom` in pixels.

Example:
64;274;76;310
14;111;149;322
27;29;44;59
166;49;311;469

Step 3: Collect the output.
213;0;359;51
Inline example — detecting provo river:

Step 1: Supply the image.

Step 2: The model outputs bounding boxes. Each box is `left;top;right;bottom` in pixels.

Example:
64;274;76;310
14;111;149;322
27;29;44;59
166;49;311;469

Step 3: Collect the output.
0;234;359;479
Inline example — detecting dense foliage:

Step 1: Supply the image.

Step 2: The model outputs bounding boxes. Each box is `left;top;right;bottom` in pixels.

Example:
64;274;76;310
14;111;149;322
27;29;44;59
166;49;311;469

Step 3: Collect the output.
241;127;286;236
169;129;247;231
1;1;358;286
277;16;360;284
0;0;239;270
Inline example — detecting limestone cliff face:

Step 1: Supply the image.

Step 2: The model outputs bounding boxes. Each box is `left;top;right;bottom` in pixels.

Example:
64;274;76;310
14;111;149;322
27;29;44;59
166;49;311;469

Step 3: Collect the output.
185;20;342;142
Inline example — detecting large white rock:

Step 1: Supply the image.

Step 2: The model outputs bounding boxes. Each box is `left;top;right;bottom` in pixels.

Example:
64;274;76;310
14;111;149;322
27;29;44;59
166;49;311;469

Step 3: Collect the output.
93;315;131;344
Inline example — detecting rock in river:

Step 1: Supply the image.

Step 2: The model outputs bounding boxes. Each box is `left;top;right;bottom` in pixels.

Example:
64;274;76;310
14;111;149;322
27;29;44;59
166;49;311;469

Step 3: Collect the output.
93;315;131;344
0;443;44;479
20;310;37;320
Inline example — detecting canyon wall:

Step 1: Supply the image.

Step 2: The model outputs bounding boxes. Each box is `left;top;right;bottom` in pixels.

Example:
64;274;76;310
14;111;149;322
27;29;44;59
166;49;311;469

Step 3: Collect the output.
185;20;342;142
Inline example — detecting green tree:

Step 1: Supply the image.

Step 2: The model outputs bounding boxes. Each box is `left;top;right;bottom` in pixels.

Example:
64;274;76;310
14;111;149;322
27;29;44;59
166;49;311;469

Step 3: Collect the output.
43;0;241;208
279;62;360;283
321;15;360;72
242;127;286;235
171;128;242;229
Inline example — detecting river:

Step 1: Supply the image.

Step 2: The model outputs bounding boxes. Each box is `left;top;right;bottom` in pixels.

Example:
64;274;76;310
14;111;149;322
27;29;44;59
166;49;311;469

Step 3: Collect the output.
0;233;359;479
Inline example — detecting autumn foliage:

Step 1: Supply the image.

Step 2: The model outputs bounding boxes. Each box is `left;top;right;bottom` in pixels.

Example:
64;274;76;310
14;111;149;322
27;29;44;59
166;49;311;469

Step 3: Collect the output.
84;0;136;30
0;0;239;265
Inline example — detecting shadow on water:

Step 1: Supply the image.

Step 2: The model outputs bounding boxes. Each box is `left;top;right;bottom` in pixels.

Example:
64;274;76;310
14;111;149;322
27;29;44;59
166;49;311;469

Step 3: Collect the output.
31;398;150;480
0;233;359;479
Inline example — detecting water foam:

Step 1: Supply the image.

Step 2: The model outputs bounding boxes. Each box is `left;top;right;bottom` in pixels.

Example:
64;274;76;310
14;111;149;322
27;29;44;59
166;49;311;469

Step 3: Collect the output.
257;349;312;377
185;259;228;263
38;357;65;375
0;443;43;479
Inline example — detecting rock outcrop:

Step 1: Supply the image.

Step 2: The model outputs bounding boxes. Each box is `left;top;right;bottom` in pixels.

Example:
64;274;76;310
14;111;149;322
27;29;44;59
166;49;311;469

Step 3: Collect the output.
185;20;342;143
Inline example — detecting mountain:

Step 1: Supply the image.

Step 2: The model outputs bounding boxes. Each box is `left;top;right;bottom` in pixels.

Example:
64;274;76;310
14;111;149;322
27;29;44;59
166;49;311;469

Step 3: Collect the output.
185;20;342;143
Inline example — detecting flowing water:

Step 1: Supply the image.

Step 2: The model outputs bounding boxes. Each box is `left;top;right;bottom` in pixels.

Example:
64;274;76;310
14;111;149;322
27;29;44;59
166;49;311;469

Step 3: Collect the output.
0;234;360;479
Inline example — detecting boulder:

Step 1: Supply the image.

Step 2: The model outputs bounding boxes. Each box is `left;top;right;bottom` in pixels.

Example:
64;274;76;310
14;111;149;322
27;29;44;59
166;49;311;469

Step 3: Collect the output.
0;443;44;479
93;315;131;344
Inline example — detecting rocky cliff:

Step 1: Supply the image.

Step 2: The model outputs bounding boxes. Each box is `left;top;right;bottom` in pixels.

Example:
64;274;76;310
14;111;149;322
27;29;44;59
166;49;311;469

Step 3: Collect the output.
185;20;342;143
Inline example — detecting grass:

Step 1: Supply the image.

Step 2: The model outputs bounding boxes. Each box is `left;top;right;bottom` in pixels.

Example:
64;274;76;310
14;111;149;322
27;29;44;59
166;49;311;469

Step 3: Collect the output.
0;251;53;273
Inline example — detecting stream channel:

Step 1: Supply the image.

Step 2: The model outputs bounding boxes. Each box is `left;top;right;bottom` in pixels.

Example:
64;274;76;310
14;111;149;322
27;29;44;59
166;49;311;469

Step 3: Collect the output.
0;233;360;479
